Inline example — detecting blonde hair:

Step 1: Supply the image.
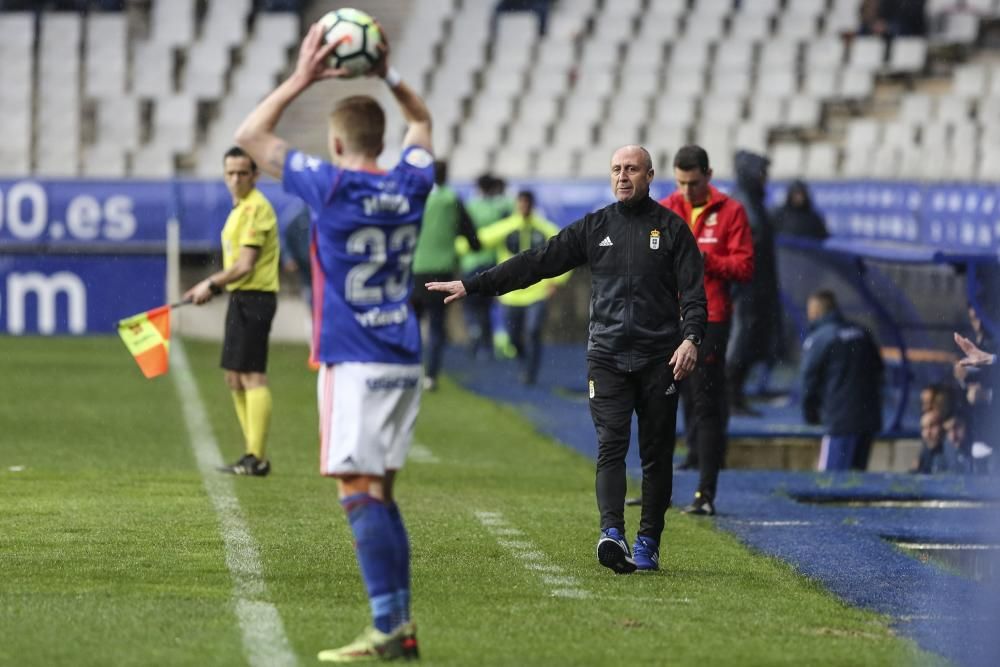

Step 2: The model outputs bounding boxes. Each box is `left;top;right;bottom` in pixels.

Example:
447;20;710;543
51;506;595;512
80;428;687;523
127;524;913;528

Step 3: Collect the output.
329;95;385;157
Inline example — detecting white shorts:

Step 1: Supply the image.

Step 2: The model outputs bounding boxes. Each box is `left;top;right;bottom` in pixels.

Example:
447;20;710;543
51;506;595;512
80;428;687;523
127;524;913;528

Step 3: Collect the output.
317;362;422;477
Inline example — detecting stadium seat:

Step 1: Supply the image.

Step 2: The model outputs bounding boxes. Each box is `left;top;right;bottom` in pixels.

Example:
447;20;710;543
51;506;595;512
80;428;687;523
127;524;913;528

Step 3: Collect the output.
934;12;980;46
574;67;617;96
153;96;198;152
769;142;805;179
882;122;918;150
936;97;972;124
804;68;839;99
733;123;769;154
712;39;756;75
846;119;881;151
899;93;933;124
149;0;196;47
492;147;534;179
646;123;690;154
710;70;753;97
848;36;886;71
774;13;818;41
702;94;746;125
838;68;875;100
534;148;575;178
803;142;839;180
749;95;786;127
132;143;177;178
805;38;846;70
886;37;928;75
505;121;550;151
82;143;128;178
759;70;798;97
95;97;141;150
759;41;800;71
651;95;697;129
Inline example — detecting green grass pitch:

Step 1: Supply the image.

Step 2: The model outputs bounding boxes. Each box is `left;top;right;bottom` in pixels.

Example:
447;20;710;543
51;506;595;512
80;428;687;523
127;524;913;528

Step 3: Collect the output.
0;337;942;666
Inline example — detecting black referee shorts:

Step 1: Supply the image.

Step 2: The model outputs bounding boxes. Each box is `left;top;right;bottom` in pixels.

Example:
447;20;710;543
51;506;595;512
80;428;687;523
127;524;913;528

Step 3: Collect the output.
221;290;277;373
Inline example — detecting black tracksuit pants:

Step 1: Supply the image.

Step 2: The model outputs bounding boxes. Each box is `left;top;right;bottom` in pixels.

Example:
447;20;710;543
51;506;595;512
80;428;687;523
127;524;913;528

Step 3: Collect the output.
588;355;680;544
684;322;730;502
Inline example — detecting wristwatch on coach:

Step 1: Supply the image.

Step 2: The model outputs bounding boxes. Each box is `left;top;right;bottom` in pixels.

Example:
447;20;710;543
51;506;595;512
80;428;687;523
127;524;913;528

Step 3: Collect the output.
685;334;702;347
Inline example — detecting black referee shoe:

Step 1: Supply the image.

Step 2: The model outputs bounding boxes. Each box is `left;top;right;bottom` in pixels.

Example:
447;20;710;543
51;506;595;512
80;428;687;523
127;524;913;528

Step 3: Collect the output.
218;453;271;477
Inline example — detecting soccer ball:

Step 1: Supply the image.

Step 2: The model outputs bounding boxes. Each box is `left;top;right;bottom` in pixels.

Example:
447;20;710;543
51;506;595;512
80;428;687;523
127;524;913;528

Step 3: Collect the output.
318;8;383;78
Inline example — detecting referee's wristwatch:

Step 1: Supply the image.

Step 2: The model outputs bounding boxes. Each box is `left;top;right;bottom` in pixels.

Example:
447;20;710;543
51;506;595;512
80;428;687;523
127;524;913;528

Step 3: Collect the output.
207;279;224;296
685;334;702;347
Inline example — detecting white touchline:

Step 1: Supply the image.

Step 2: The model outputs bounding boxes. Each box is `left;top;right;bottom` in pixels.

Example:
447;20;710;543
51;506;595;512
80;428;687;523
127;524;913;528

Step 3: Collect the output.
473;511;592;599
172;340;298;667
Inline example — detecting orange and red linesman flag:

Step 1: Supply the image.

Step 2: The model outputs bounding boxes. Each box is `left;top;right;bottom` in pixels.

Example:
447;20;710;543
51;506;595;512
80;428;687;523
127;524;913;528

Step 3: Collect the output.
117;305;172;378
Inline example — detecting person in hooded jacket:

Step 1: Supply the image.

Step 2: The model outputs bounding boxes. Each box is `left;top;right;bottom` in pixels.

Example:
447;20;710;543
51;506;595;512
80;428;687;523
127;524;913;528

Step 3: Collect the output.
727;150;781;415
773;180;828;241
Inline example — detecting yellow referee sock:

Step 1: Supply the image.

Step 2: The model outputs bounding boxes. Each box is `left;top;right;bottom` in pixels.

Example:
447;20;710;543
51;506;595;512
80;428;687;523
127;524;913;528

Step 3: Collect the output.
245;386;272;460
231;390;249;442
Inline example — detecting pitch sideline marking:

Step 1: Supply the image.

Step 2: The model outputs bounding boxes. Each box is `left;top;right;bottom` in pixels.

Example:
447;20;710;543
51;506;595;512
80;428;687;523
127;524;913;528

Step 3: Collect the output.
172;340;298;667
474;511;591;599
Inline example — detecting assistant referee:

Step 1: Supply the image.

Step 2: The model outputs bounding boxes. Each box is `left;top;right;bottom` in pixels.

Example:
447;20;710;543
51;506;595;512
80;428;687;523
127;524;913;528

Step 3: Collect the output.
185;146;280;477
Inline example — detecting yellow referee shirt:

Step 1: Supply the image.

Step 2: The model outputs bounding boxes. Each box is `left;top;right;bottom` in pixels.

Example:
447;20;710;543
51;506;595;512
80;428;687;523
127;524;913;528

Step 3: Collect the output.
221;188;279;292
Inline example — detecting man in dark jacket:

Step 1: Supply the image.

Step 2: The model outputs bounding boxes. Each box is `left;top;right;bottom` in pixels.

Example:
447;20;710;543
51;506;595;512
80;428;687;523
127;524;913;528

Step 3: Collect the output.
773;180;828;240
728;150;781;416
800;290;884;471
426;145;707;574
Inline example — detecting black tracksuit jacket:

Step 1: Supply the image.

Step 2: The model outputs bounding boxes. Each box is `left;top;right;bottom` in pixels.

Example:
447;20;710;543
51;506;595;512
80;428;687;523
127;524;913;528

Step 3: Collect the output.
463;196;707;372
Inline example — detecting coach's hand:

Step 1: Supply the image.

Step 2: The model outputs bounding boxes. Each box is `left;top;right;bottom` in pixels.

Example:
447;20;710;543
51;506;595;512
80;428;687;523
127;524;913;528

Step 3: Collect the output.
425;280;467;304
669;339;698;381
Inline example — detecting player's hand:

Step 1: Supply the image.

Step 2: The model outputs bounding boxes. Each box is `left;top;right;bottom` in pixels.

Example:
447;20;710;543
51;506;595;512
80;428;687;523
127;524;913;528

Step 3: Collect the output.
370;22;390;78
295;22;350;84
425;280;467;304
669;339;698;381
954;332;994;367
184;280;214;305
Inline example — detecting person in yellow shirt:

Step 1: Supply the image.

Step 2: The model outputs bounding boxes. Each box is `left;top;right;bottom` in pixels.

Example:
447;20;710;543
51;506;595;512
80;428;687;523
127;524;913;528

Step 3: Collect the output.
476;190;570;384
184;146;280;476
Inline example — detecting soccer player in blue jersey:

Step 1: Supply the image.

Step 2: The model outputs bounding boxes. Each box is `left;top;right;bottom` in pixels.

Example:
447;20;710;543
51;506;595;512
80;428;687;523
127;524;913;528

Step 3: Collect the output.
235;22;433;663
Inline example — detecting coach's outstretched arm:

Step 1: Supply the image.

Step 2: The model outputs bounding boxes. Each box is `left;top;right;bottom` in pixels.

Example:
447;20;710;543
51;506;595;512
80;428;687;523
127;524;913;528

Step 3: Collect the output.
234;23;346;179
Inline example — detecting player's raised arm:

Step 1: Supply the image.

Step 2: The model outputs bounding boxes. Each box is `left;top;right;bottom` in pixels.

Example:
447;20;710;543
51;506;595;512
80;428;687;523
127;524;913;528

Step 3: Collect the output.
235;22;347;179
371;31;432;151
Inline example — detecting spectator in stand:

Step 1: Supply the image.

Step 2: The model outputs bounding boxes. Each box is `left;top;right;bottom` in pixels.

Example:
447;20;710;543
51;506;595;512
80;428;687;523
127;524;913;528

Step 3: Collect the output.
800;290;884;471
920;382;953;417
859;0;927;38
659;145;754;515
942;411;985;474
913;409;948;474
473;190;569;385
773;180;829;241
727;150;780;416
457;174;514;360
493;0;552;35
411;160;481;391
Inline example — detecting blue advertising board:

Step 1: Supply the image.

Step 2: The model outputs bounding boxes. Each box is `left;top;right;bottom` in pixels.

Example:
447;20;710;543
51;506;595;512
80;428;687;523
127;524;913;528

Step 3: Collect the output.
0;254;165;334
1;177;998;254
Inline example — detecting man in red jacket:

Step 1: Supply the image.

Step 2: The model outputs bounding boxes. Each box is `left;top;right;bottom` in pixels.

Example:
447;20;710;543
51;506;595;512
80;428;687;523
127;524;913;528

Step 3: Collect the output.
659;145;754;515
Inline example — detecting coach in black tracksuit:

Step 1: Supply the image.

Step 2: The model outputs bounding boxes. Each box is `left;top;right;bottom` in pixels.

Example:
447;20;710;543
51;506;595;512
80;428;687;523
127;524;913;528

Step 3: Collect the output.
426;146;707;573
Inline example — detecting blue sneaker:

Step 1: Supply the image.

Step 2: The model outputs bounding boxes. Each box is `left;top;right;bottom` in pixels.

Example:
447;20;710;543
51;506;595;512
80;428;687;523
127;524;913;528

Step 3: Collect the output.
632;535;659;571
597;528;637;574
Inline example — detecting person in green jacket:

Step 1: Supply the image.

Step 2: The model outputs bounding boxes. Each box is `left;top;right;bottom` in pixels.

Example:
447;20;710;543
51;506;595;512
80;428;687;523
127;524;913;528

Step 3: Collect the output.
476;190;571;384
411;160;481;390
459;175;514;359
